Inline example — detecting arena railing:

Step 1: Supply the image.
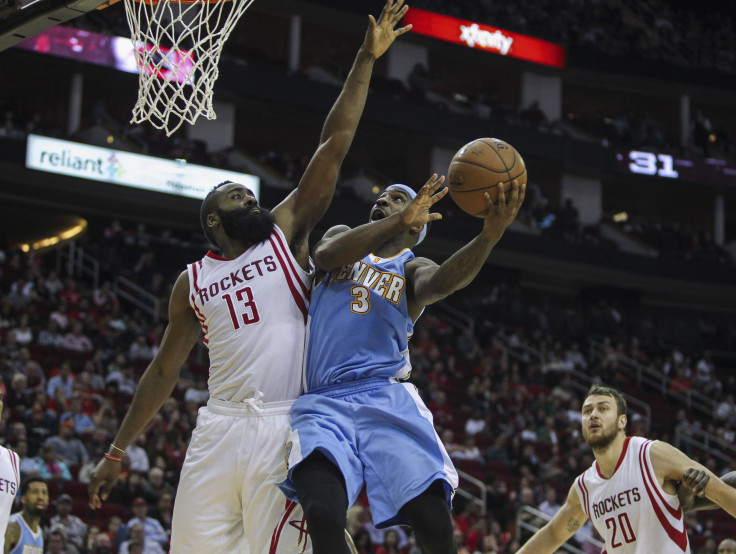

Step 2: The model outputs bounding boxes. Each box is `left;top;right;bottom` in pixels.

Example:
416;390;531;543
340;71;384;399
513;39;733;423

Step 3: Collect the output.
516;505;603;553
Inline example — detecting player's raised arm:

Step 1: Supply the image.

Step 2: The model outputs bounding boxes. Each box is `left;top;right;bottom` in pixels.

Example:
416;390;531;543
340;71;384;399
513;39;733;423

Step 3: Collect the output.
87;270;202;509
272;0;412;251
651;442;736;518
516;484;588;554
407;180;525;316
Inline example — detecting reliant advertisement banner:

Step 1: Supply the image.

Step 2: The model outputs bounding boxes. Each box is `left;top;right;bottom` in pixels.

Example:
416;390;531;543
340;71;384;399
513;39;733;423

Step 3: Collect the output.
26;135;259;200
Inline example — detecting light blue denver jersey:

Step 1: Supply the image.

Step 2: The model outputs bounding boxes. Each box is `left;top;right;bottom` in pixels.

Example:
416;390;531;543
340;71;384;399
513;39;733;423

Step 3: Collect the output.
8;514;43;554
305;249;415;390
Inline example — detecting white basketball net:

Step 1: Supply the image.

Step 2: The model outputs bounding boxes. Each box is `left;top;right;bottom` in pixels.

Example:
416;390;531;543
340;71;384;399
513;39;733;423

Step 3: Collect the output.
123;0;255;136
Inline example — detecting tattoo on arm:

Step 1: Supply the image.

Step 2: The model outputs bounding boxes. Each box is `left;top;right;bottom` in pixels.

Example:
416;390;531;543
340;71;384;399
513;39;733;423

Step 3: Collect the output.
566;518;581;533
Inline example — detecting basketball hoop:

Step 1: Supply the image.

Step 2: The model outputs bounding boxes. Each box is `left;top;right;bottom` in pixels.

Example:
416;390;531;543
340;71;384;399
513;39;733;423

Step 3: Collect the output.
123;0;255;136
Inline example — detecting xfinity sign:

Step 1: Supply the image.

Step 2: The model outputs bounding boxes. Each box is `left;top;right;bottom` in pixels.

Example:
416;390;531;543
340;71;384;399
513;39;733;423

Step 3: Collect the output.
26;135;258;200
404;8;566;68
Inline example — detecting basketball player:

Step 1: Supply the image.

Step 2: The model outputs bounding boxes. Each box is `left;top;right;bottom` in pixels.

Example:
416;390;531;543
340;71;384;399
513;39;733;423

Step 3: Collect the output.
5;477;48;554
278;176;525;554
0;392;21;554
87;2;412;552
516;385;736;553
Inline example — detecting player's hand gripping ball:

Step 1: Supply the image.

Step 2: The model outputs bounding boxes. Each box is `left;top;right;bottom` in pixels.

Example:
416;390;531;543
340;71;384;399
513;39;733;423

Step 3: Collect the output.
448;138;527;218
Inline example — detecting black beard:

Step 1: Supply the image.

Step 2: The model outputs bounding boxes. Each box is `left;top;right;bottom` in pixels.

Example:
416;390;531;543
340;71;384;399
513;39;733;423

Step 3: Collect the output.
217;206;275;246
28;504;46;518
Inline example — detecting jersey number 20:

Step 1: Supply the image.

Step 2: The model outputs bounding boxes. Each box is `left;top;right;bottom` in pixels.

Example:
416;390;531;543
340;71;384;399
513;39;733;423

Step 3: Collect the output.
605;512;636;547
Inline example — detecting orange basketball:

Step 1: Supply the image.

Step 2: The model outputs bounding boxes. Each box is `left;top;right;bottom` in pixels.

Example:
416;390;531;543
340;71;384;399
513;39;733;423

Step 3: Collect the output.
447;138;527;218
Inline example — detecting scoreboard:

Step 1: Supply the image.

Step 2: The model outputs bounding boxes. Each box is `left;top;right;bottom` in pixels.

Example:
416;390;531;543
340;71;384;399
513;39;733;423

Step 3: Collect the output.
616;150;736;187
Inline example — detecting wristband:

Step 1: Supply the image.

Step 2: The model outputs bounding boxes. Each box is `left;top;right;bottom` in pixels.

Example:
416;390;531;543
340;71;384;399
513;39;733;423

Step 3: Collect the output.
104;453;123;463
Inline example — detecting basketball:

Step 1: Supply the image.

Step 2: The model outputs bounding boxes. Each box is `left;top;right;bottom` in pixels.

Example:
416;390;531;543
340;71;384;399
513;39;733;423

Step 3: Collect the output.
447;138;527;218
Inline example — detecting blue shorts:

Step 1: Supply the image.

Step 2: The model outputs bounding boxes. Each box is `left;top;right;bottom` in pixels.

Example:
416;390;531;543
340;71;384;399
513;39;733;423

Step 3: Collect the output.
277;378;458;528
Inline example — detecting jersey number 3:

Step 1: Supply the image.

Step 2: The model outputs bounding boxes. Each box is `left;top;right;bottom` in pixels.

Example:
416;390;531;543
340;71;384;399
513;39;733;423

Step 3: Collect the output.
223;287;261;329
350;286;371;314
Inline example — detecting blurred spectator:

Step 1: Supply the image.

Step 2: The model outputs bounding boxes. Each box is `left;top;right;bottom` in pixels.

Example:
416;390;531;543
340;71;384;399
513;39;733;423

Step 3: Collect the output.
126;434;151;474
43;270;64;298
14;348;46;392
128;335;154;362
149;491;173;537
146;466;175;501
15;438;41;479
717;394;736;423
127;497;169;548
46;524;80;554
50;493;88;550
61;322;93;353
49;302;71;332
12;314;33;345
183;377;209;406
37;319;64;348
119;521;165;554
60;395;96;437
537;485;560;519
36;445;73;481
464;408;487;437
47;361;76;401
93;281;119;316
104;515;128;552
351;528;373;554
105;362;137;397
375;528;403;554
43;419;89;467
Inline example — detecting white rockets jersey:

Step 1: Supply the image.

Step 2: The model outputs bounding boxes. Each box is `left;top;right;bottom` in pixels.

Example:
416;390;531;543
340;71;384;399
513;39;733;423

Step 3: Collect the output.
574;436;689;554
187;225;313;403
0;445;20;553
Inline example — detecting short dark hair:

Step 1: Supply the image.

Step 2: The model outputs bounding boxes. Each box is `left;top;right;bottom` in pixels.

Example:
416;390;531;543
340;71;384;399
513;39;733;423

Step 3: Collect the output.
200;181;233;248
21;477;47;496
584;385;627;417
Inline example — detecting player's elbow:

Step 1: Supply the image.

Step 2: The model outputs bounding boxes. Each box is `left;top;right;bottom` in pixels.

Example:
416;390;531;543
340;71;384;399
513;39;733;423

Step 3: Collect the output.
318;131;354;160
312;244;340;272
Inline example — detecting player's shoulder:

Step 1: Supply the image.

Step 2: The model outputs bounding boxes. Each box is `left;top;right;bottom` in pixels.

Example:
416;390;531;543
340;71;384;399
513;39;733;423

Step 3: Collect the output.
174;269;191;286
405;255;437;276
320;225;352;242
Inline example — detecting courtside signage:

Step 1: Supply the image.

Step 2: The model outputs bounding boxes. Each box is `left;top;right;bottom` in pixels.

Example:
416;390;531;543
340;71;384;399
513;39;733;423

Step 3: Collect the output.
26;135;258;200
403;8;566;68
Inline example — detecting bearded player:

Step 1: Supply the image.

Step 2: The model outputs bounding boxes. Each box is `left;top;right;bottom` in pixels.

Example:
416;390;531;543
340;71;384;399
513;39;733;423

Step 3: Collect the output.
87;2;412;552
517;385;736;554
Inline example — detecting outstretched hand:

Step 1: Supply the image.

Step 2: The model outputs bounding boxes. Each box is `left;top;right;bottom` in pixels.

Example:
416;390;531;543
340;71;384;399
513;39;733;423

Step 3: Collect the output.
88;457;122;509
399;174;448;229
481;180;526;238
365;0;412;60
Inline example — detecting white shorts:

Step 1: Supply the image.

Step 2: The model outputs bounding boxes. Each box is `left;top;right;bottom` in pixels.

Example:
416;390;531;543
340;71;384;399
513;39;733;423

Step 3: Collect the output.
170;398;312;554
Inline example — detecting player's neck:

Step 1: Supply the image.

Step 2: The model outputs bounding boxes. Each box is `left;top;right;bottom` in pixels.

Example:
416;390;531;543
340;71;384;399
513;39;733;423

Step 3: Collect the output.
20;510;41;530
374;235;414;258
219;239;255;260
592;432;627;478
